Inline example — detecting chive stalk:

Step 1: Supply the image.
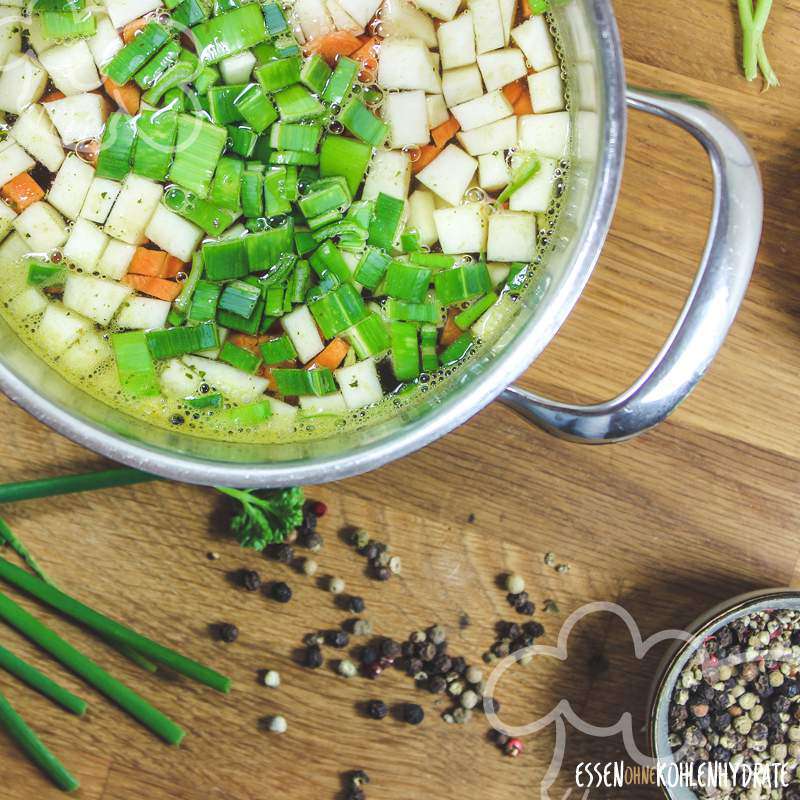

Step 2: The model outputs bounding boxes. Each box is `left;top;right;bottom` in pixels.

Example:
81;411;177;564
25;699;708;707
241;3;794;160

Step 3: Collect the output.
0;469;156;504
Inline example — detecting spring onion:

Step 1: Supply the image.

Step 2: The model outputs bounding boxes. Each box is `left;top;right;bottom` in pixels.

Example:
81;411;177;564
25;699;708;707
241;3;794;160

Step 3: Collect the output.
496;153;541;205
440;332;475;365
193;4;267;64
273;84;324;123
163;185;239;236
226;124;258;157
209;156;243;211
95;112;137;181
40;7;95;39
26;261;65;288
384;261;432;303
111;332;160;397
420;324;439;372
344;313;390;359
390;321;420;381
219;340;262;373
146;321;219;359
273;367;336;396
289;259;310;302
308;283;366;338
233;84;278;133
202;237;249;280
131;109;178;181
134;40;181;90
167;114;228;197
410;252;456;269
208;84;247;125
300;54;331;94
738;0;779;86
434;262;493;305
262;1;288;34
260;334;296;364
218;400;272;426
255;56;301;93
104;22;171;85
217;298;264;334
241;169;264;217
387;298;439;324
454;291;498;329
218;280;261;318
321;56;359;105
188;280;222;321
339;97;388;147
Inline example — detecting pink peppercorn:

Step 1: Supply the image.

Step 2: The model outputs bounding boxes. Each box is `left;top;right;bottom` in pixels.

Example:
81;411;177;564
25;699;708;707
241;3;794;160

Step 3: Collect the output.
505;738;523;757
312;501;328;517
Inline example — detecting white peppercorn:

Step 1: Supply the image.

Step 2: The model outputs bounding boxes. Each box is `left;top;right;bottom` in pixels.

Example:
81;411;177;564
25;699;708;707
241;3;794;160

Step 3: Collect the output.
329;577;345;594
338;659;357;678
733;716;752;735
506;574;525;594
465;666;483;685
748;704;764;721
263;670;280;688
303;558;318;576
428;625;446;645
452;707;472;724
461;689;479;710
448;680;464;697
388;555;401;574
738;692;757;711
788;725;800;742
269;715;287;734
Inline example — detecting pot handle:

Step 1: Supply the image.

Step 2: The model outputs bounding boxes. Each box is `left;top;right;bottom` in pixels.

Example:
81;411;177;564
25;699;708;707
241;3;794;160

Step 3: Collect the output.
499;87;762;443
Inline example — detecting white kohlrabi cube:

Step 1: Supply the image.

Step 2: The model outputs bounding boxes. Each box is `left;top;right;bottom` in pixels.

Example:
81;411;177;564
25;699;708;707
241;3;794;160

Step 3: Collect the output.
219;50;256;84
339;0;380;26
293;0;334;39
528;66;565;114
44;93;110;145
97;239;136;279
26;14;53;55
428;50;440;72
0;231;26;266
88;13;124;68
487;261;510;286
451;90;513;131
377;38;441;94
510;14;558;71
116;296;171;330
457;115;517;156
477;48;526;91
326;0;362;33
412;0;459;21
267;397;299;419
10;104;65;172
517;111;570;158
0;199;17;241
433;204;487;253
182;355;270;403
62;218;109;269
0;142;34;185
442;65;483;107
59;330;112;375
407;189;438;247
0;7;21;65
39;40;101;96
47;154;95;221
36;303;90;355
104;174;162;245
145;204;203;262
299;392;348;415
8;287;47;318
160;358;203;396
362;148;411;201
13;202;68;251
105;0;163;28
80;177;122;224
381;0;436;47
383;90;430;149
487;210;536;261
508;155;557;212
335;358;383;409
425;94;450;129
281;305;324;364
63;273;132;325
416;144;477;206
0;53;47;113
468;0;504;54
498;0;515;44
478;151;510;192
437;12;475;70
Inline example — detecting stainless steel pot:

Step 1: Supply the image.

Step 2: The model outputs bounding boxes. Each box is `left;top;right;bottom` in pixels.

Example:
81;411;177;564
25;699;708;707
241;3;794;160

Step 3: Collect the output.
0;0;762;487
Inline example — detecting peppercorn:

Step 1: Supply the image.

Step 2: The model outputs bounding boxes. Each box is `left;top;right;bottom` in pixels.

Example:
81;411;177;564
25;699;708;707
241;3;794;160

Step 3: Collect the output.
363;543;380;560
327;630;350;649
353;619;373;637
450;656;466;675
388;556;402;574
262;669;280;688
329;576;346;594
523;621;545;638
271;582;292;603
403;703;424;725
367;699;388;720
302;508;318;530
305;644;323;668
363;661;383;679
517;601;535;616
268;715;287;734
351;528;370;548
304;532;323;552
338;659;358;678
218;623;238;643
240;569;261;591
312;500;327;517
381;639;402;660
375;566;391;581
428;625;447;645
428;676;447;694
360;645;379;665
461;689;479;710
273;543;294;564
302;558;318;576
505;738;523;757
466;666;483;684
406;657;424;676
506;574;525;594
491;730;509;746
349;770;370;788
431;653;452;675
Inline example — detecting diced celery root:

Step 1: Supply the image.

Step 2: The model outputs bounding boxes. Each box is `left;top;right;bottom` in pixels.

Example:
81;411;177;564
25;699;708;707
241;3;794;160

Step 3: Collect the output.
487;210;536;262
362;149;412;201
433;204;487;253
442;66;484;107
48;154;95;221
416;144;477;206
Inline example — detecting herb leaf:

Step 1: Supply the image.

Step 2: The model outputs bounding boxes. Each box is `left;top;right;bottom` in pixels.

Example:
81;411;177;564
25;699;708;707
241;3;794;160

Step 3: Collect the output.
216;486;305;550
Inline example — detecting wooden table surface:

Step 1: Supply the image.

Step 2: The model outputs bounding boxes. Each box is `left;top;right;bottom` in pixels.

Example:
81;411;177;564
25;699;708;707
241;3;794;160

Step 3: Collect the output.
1;2;799;798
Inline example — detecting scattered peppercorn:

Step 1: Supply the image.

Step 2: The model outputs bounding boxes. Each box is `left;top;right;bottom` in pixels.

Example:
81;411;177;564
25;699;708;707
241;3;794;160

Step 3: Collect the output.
428;625;446;645
402;703;424;725
274;543;294;564
302;558;318;576
268;715;287;734
517;601;535;616
327;630;350;648
544;552;556;566
312;500;327;517
352;619;373;637
366;699;388;719
338;659;358;678
262;670;280;688
505;574;525;594
240;569;261;591
207;551;220;560
304;532;323;552
348;596;365;613
270;582;292;603
305;644;323;669
329;576;345;594
555;563;570;574
375;566;391;581
388;556;402;575
353;529;370;549
218;623;238;643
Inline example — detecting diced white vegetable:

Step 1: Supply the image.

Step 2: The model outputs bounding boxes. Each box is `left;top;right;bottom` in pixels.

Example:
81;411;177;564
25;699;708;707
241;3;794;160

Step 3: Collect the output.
377;38;441;94
0;7;22;65
517;112;570;158
8;286;47;318
293;0;334;39
37;303;90;355
63;273;132;325
182;355;269;403
116;296;171;330
267;396;299;418
451;90;512;131
508;155;557;212
468;0;504;54
471;289;514;338
104;174;162;245
456;115;517;156
510;14;558;72
335;358;383;409
0;199;16;241
62;218;109;269
428;50;440;72
381;0;436;47
528;66;565;113
299;392;347;415
383;90;429;149
145;205;203;262
44;93;109;145
281;305;324;363
339;0;380;26
433;204;487;253
39;41;101;96
575;61;597;112
498;0;515;45
487;261;510;286
97;239;136;279
487;210;536;261
219;50;256;84
48;154;95;221
160;359;203;396
105;0;162;28
326;0;362;32
442;65;483;107
477;48;526;91
0;53;47;113
10;104;65;172
416;144;477;206
26;14;53;55
88;13;123;68
437;11;475;69
411;0;459;21
477;151;510;191
0;231;26;265
13;202;68;251
80;177;121;224
407;189;438;247
362;148;411;201
425;94;449;129
59;330;112;375
0;141;34;185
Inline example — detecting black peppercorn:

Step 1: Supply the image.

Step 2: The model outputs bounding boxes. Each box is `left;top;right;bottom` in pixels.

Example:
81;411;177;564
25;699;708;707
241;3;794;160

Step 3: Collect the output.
348;596;365;613
516;601;535;616
366;699;388;719
305;644;323;668
274;543;294;563
507;591;528;606
523;621;545;638
783;681;800;698
302;509;318;531
406;657;423;676
710;745;731;763
240;569;261;591
303;532;323;551
327;630;350;648
381;639;401;660
710;712;731;732
360;645;379;665
428;676;447;694
270;581;292;603
364;543;379;560
375;566;391;581
431;654;452;675
450;656;466;675
218;623;238;643
419;642;436;662
402;703;424;725
772;694;791;713
490;730;509;746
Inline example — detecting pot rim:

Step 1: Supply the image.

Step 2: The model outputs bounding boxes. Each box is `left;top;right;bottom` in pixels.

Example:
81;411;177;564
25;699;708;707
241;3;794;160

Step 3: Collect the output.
0;0;628;487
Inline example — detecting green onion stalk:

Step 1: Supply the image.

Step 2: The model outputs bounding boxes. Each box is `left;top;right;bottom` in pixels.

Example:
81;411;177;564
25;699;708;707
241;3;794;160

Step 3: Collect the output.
737;0;779;87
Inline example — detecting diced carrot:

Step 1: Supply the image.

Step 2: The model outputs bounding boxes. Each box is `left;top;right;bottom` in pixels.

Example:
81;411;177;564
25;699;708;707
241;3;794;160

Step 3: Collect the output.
512;87;533;115
520;0;533;18
352;35;379;78
103;76;141;115
1;173;44;212
128;247;168;277
41;89;65;103
503;80;524;105
162;255;185;278
431;116;460;149
305;31;363;64
305;338;349;370
229;333;265;353
122;274;182;302
122;17;149;44
440;309;462;347
412;143;443;174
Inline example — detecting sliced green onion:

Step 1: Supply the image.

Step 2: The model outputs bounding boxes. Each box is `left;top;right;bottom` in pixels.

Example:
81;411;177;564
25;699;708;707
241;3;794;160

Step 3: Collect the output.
269;122;322;154
410;252;455;269
26;261;65;288
299;177;350;219
390;321;419;381
311;220;367;251
318;134;371;196
132;109;177;181
309;240;350;283
172;0;211;28
111;332;159;397
142;50;199;105
400;229;420;253
193;5;267;64
300;53;331;93
262;1;288;34
260;333;296;364
269;149;319;166
184;392;223;409
273;367;336;396
194;63;220;94
241;170;264;217
95;112;137;181
208;155;243;211
454;291;498;329
339;97;388;146
218;280;261;318
146;321;219;359
40;7;95;39
217;401;272;427
321;56;358;105
188;279;222;322
496;153;541;205
233;83;278;133
308;283;366;338
434;262;493;305
254;56;301;92
104;22;171;85
134;40;181;90
208;84;247;125
264;285;284;317
273;84;324;123
167;114;228;198
346;199;374;229
163;185;239;236
173;252;204;313
226;123;258;157
387;298;439;324
245;221;294;269
353;248;391;290
264;166;292;216
219;340;262;373
440;331;475;365
384;261;431;303
368;192;405;250
344;313;390;358
420;323;439;372
217;299;264;334
289;259;310;302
